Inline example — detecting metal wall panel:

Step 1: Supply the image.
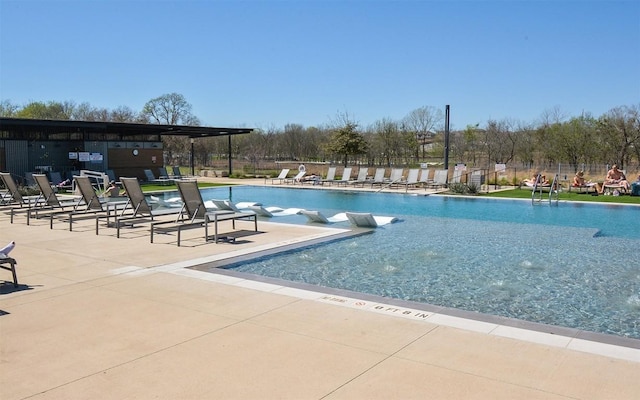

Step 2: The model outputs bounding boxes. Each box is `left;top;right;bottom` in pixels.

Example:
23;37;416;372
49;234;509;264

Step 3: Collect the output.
4;140;29;180
83;141;109;171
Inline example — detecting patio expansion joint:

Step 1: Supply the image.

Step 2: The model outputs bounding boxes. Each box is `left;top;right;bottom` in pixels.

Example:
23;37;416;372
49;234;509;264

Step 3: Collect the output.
27;316;252;399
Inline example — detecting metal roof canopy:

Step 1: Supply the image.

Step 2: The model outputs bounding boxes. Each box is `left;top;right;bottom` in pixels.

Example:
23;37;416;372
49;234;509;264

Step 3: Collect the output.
0;117;253;139
0;118;254;176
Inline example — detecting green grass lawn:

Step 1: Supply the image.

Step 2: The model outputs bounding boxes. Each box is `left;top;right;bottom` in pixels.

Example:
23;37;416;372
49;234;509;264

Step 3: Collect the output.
137;180;640;205
482;187;640;204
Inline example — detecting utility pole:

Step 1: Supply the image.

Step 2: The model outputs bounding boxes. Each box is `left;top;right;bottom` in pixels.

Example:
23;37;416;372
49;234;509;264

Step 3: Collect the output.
444;105;450;172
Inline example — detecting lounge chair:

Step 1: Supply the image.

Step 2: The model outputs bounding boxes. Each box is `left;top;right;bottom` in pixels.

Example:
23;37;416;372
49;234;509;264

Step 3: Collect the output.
0;172;44;208
207;199;259;216
158;168;171;180
105;177;185;238
171;166;196;181
247;205;304;217
299;209;329;223
451;170;463;184
48;171;72;190
105;169;121;185
369;168;387;187
346;212;379;228
299;210;398;227
346;212;398;227
62;176;132;231
0;253;18;287
569;181;597;193
398;169;420;191
387;168;404;188
143;169;172;185
427;169;448;189
348;168;369;187
320;166;337;185
271;168;290;184
21;174;83;226
418;169;431;188
334;167;352;186
149;180;257;245
284;170;306;184
603;170;628;194
522;181;552;192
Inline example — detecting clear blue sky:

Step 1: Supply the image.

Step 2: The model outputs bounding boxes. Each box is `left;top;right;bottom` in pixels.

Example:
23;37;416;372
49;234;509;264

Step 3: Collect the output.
1;0;639;131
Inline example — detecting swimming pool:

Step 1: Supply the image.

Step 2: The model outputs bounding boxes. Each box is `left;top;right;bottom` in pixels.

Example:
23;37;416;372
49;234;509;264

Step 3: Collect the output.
158;186;640;339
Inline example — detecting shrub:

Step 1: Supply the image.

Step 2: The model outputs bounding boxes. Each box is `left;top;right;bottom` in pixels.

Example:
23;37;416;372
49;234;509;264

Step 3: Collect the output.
467;182;480;194
448;182;467;194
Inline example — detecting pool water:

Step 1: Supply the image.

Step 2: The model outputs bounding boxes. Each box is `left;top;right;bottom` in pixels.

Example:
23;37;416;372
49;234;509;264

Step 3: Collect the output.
158;186;640;338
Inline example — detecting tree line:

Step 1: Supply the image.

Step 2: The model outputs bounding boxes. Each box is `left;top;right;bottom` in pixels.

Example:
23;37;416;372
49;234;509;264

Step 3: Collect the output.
2;94;638;173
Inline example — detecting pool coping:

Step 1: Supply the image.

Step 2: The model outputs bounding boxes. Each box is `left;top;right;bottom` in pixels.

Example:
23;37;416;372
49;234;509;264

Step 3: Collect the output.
167;228;640;363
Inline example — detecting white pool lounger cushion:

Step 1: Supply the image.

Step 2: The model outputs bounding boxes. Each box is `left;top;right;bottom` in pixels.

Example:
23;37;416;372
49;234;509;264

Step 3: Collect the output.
299;210;397;227
248;205;305;217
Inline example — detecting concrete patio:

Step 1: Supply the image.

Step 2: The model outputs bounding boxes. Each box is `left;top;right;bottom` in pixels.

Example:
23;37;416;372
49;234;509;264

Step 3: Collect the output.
1;178;639;399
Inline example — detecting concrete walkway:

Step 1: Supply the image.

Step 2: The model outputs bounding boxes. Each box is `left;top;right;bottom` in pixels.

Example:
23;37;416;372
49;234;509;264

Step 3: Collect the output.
1;178;639;399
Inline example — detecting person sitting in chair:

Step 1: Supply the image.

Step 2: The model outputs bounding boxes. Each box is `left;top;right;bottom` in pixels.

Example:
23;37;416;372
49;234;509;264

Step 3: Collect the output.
105;181;120;197
573;171;586;187
539;175;550;186
600;164;629;194
523;173;540;186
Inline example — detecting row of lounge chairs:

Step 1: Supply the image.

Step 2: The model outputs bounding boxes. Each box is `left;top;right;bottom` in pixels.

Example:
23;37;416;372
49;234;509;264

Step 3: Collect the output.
272;167;452;190
2;171;396;247
143;167;196;184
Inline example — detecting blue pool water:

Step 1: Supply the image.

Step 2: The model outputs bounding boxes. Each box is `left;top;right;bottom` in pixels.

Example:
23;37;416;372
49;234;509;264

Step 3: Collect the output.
158;186;640;339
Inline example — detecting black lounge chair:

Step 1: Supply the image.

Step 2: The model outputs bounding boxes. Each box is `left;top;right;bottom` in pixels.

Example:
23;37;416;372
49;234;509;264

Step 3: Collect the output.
101;177;184;237
150;180;257;246
0;172;44;209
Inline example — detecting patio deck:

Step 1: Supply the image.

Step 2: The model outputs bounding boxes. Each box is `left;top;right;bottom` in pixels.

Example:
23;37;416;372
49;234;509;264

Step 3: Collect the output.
1;177;638;399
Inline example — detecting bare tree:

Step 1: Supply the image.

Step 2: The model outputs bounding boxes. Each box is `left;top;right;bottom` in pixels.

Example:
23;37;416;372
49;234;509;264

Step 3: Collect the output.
282;123;305;160
403;106;444;159
372;118;402;167
0;99;19;117
110;105;140;122
597;105;640;169
482;119;518;165
141;93;199;125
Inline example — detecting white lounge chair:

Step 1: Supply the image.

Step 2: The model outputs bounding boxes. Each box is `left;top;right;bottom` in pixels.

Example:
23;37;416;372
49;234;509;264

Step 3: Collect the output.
299;210;397;227
370;168;387;187
418;169;431;188
345;212;398;228
451;170;464;184
334;168;352;186
320;167;337;185
271;169;290;184
428;170;448;189
388;168;404;188
348;168;369;187
248;205;304;217
284;170;306;184
398;169;420;191
207;199;259;216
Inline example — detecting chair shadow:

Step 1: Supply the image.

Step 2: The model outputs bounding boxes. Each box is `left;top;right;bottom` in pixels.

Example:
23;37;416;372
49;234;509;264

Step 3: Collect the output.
0;281;35;295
